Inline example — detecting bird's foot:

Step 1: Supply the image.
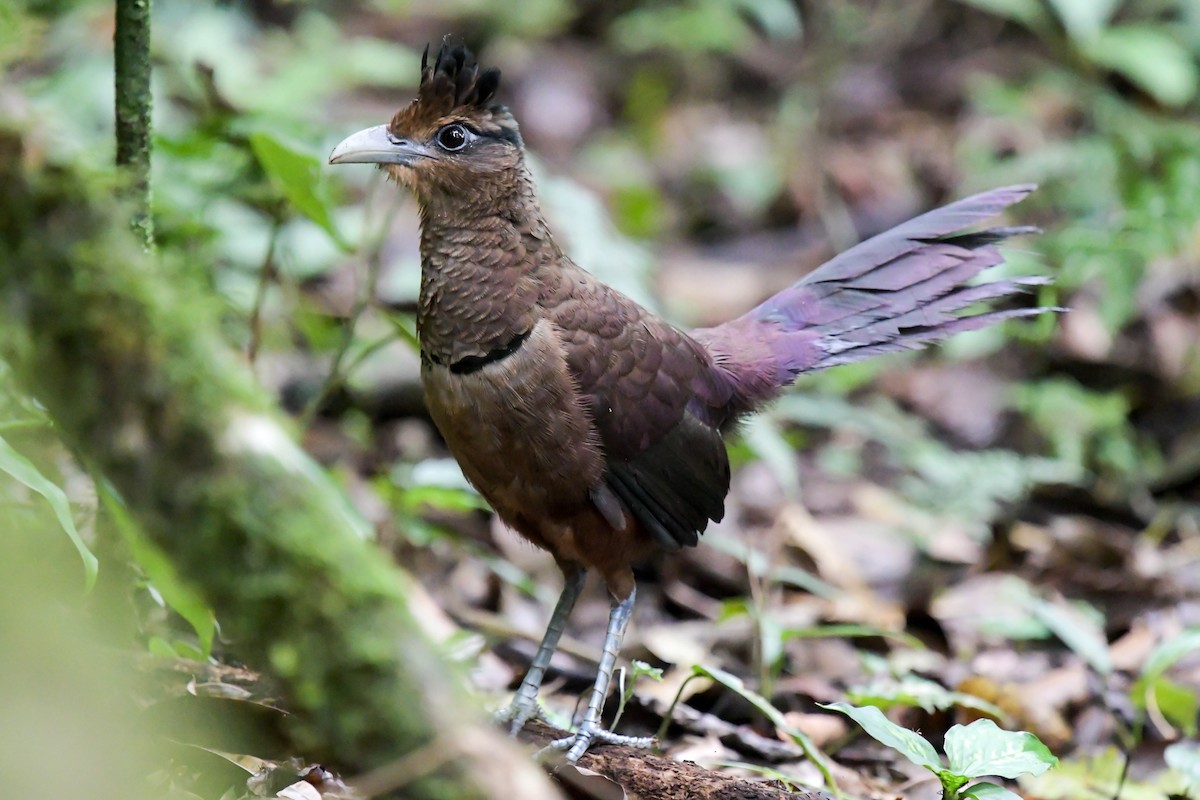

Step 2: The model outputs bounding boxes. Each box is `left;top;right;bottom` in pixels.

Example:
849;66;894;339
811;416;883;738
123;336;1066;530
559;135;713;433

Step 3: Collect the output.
539;719;655;763
493;696;553;736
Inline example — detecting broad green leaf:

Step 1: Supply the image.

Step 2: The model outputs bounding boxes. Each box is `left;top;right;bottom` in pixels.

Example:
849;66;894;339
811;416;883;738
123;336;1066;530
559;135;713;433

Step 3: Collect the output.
1140;676;1199;737
1131;630;1200;734
1028;596;1111;675
248;131;349;250
1166;741;1200;791
100;484;217;657
1142;628;1200;679
735;0;802;39
822;701;942;771
848;674;1006;719
944;719;1057;779
1046;0;1118;42
1083;26;1200;107
0;435;97;590
1020;747;1168;800
962;781;1023;800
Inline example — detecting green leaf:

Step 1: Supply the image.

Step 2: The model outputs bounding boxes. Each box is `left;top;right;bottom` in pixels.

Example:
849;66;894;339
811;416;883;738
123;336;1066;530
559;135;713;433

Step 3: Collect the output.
1083;26;1200;107
0;435;97;591
1019;747;1168;800
848;674;1007;720
734;0;802;39
783;624;926;650
630;659;664;683
937;770;972;796
822;701;942;771
739;415;801;499
100;484;217;657
1028;596;1112;675
1140;676;1199;737
1165;741;1200;791
248;130;349;250
962;781;1024;800
944;719;1058;779
1045;0;1119;42
696;666;838;789
1131;629;1200;734
1141;628;1200;679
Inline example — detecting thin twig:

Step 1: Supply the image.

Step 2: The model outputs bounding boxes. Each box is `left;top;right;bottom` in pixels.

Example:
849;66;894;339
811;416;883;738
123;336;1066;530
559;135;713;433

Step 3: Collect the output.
300;172;401;429
246;221;282;366
1111;747;1130;800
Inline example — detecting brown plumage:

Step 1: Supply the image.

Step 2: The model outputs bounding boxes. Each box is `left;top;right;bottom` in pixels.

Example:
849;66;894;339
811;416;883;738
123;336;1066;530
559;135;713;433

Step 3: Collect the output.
330;42;1055;762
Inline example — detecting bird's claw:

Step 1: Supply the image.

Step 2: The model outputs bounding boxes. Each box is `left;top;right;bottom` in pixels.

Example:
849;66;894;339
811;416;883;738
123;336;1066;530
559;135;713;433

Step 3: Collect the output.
538;719;655;763
493;696;552;736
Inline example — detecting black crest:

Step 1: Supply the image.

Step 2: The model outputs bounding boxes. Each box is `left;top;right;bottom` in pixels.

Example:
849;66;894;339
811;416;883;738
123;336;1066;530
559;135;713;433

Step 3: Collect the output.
418;41;503;116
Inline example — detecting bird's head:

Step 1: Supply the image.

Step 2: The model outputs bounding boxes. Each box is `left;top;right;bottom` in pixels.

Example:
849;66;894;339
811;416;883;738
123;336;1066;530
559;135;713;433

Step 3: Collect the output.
329;42;524;204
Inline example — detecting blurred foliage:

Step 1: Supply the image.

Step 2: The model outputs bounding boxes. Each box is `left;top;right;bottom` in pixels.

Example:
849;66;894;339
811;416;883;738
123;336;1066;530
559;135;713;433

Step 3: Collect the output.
3;0;1200;796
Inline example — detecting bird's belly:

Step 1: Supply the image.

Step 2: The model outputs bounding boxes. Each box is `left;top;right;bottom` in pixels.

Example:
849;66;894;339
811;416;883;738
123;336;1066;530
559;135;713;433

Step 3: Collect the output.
421;320;605;536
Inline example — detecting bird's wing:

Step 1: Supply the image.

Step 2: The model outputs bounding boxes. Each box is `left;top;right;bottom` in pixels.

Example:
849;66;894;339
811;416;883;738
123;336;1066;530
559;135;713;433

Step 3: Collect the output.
545;267;729;550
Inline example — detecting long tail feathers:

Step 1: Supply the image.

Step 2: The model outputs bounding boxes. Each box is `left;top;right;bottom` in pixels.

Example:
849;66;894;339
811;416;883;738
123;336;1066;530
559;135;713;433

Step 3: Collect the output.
690;185;1060;422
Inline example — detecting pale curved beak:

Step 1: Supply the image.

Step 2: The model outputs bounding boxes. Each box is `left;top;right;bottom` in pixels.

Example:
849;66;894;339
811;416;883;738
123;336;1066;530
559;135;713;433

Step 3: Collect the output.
328;125;432;165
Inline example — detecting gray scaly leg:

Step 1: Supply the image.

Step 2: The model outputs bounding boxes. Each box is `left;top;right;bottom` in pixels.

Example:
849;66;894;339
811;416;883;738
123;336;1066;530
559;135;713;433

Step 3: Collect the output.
494;567;587;735
544;586;655;762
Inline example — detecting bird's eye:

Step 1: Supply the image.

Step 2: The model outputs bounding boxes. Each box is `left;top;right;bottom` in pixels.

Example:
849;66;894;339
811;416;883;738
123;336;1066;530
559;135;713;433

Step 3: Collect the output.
436;124;469;152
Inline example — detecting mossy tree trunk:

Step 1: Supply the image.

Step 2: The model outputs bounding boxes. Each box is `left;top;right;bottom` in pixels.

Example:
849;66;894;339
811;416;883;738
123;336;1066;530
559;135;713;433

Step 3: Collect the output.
0;131;560;800
114;0;154;250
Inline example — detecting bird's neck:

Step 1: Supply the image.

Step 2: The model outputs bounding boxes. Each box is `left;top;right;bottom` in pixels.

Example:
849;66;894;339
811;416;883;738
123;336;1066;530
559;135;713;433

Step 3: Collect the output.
415;167;559;366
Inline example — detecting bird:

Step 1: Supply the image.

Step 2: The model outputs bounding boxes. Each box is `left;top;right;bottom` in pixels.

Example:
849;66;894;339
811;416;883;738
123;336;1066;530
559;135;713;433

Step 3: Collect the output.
329;42;1053;763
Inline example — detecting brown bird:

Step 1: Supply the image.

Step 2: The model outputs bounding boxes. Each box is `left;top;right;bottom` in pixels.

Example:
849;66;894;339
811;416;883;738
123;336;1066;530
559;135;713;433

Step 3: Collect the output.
330;43;1053;762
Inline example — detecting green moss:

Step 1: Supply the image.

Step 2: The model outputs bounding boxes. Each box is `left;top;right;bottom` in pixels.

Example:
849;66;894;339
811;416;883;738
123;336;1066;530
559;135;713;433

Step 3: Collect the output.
0;132;527;800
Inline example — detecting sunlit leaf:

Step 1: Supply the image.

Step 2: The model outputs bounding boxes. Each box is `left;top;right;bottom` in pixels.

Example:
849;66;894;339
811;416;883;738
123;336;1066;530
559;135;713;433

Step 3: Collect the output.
944;719;1058;779
822;701;942;771
848;674;1007;719
735;0;802;39
0;435;97;590
1045;0;1119;42
1166;741;1200;792
1028;596;1112;675
1141;628;1200;679
1083;26;1199;107
1144;677;1199;737
1019;747;1171;800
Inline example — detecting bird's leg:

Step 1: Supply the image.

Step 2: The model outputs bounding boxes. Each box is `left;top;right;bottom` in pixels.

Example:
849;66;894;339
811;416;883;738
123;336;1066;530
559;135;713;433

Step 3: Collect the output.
494;567;587;735
543;586;655;763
